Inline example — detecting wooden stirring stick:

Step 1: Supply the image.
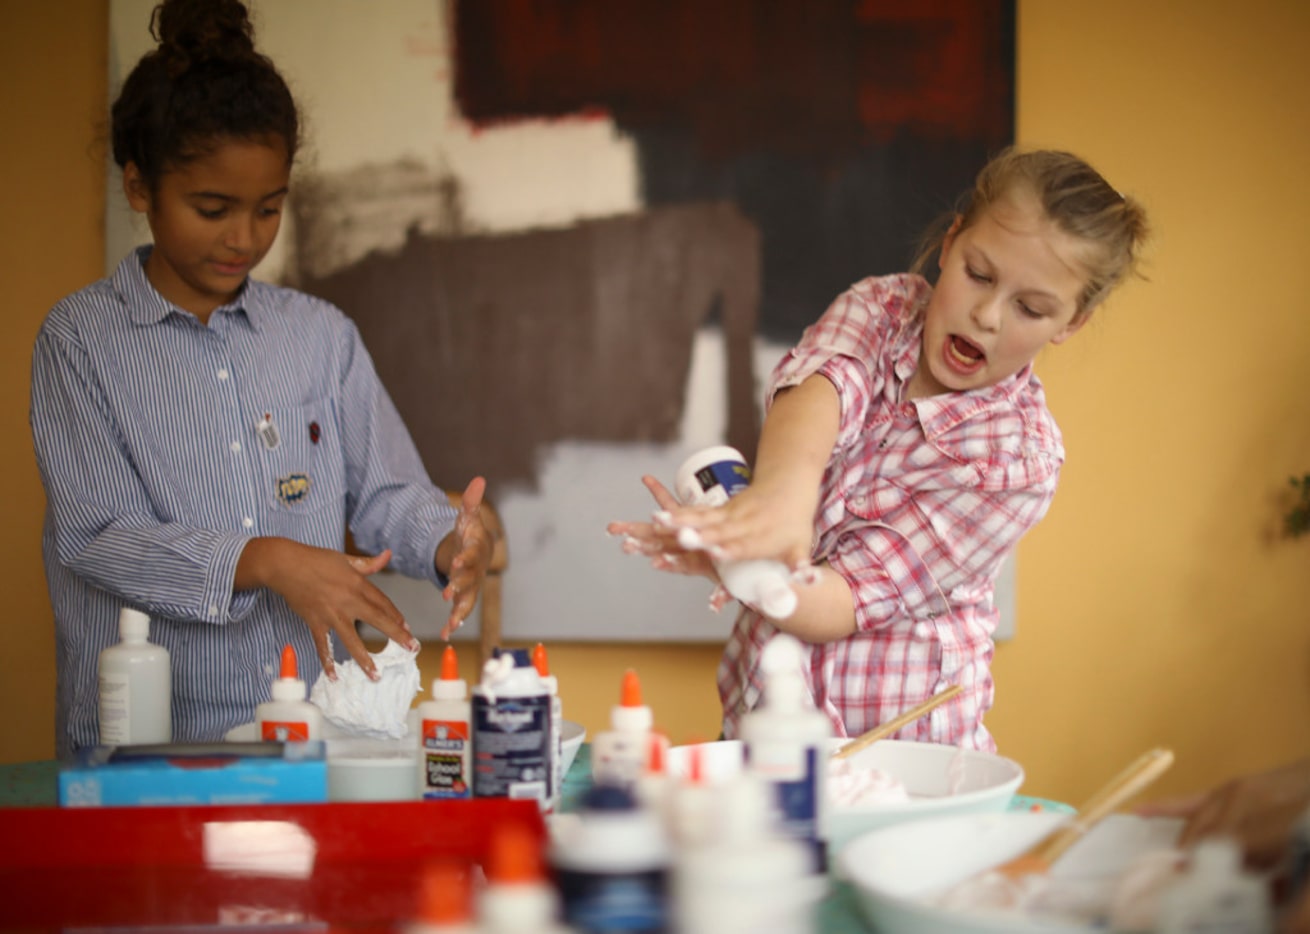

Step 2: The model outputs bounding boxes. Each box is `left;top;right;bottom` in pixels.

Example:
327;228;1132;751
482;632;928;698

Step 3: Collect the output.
831;684;964;760
996;747;1175;880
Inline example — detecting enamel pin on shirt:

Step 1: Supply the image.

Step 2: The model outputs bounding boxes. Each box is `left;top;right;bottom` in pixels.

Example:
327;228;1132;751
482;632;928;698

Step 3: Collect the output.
256;412;281;451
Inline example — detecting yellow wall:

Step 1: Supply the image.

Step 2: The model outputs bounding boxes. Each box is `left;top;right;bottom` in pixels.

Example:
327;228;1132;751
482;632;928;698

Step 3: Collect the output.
4;2;1309;810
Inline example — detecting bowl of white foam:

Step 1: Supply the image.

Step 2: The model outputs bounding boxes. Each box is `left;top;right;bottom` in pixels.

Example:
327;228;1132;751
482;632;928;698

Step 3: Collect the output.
666;738;1025;855
836;811;1186;933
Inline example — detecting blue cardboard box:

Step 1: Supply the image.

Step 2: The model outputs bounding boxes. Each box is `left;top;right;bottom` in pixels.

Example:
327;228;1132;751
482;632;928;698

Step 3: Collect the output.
58;741;328;806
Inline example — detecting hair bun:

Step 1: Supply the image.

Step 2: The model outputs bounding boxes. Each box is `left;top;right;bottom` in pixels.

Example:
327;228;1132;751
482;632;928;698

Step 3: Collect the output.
152;0;256;76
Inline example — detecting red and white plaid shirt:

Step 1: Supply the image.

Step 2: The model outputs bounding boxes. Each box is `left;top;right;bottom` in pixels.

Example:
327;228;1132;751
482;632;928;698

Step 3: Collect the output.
718;274;1064;751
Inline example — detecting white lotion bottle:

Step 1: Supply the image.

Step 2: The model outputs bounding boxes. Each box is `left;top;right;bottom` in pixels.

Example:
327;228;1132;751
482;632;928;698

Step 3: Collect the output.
1157;837;1274;933
255;644;324;742
740;632;831;870
418;644;472;799
98;607;171;745
674;445;798;619
672;772;818;934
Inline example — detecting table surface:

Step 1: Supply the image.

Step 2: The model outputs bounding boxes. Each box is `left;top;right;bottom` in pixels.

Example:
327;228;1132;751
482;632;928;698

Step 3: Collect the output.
0;745;1070;934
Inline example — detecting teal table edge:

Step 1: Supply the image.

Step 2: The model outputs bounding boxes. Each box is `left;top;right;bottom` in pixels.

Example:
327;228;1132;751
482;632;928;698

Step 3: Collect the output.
1;744;1073;934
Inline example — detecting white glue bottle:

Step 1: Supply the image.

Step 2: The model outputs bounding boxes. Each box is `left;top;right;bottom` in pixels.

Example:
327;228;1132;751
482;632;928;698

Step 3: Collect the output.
255;644;324;742
418;644;472;799
740;633;831;871
674;445;799;619
550;783;671;934
591;669;659;790
472;648;552;809
479;820;577;933
672;772;818;934
405;860;478;934
532;642;563;813
97;607;171;745
1156;837;1274;933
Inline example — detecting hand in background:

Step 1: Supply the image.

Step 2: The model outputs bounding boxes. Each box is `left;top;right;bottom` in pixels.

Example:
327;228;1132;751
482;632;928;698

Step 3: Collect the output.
238;538;418;681
1138;757;1310;870
436;476;494;640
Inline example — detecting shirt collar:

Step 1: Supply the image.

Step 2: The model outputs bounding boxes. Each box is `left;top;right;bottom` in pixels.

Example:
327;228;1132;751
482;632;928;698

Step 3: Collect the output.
114;245;263;332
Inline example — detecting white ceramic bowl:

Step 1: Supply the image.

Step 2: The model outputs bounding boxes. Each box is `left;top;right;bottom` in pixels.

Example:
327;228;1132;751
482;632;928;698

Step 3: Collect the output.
835;811;1184;934
559;719;586;778
666;738;1024;854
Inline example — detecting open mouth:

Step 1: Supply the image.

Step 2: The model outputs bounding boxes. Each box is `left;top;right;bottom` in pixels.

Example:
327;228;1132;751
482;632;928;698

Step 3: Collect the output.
947;335;985;370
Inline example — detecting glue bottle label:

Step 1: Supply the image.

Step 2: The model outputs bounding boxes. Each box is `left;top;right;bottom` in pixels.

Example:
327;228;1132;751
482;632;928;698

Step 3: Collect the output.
261;720;311;742
472;694;551;805
422;718;471;798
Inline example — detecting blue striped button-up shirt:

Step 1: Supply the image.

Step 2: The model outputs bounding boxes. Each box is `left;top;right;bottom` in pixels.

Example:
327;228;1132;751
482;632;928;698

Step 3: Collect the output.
31;247;458;755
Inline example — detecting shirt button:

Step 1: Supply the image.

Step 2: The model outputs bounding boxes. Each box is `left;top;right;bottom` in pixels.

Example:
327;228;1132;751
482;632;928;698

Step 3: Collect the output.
217;369;229;381
208;604;219;617
230;441;241;453
242;517;254;529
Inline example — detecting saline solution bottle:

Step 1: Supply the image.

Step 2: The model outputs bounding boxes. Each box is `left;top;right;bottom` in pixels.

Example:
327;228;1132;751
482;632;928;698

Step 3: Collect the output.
98;607;171;744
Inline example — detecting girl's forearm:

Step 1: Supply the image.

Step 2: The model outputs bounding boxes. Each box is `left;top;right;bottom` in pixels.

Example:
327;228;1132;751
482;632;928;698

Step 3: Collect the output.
753;375;841;489
763;564;858;644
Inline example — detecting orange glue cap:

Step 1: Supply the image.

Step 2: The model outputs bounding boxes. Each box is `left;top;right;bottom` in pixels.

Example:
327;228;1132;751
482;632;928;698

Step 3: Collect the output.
531;642;550;677
611;668;652;732
278;643;298;680
486;821;545;884
440;644;460;680
416;860;473;923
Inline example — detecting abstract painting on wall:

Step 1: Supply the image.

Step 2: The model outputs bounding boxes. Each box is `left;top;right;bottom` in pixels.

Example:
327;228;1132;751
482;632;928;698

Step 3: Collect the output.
107;0;1016;642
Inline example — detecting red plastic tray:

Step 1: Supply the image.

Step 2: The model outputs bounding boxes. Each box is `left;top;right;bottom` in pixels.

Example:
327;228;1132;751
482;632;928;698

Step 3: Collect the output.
0;798;545;931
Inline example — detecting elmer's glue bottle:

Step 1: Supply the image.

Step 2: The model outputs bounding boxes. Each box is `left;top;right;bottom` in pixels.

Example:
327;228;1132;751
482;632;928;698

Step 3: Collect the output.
532;643;564;813
418;645;472;799
592;669;664;790
406;860;478;934
97;607;171;745
255;644;323;741
674;446;799;619
479;821;577;933
739;633;830;870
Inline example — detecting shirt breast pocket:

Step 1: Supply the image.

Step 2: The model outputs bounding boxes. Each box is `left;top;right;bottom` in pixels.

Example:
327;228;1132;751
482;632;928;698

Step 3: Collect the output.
257;399;345;517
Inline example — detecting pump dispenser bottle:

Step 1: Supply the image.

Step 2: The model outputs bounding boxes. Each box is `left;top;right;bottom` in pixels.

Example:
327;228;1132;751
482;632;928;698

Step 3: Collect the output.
592;669;659;789
255;644;323;741
740;633;831;868
97;607;171;744
418;645;472;799
674;445;798;619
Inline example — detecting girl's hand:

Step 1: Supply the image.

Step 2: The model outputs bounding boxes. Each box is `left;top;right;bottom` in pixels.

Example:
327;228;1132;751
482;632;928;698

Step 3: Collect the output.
239;538;418;681
607;476;719;581
437;476;494;640
665;471;819;571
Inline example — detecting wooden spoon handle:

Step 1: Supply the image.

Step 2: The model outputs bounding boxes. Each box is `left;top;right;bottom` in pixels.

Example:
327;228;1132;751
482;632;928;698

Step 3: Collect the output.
1020;747;1175;869
830;684;964;760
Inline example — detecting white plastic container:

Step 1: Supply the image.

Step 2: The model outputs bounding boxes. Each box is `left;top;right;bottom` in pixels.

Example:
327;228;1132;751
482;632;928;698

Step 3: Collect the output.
672;772;817;934
418;644;472;799
532;642;563;813
591;669;656;790
255;644;324;742
1156;837;1274;932
550;783;671;933
97;607;171;745
674;445;798;619
472;649;552;808
740;633;831;869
